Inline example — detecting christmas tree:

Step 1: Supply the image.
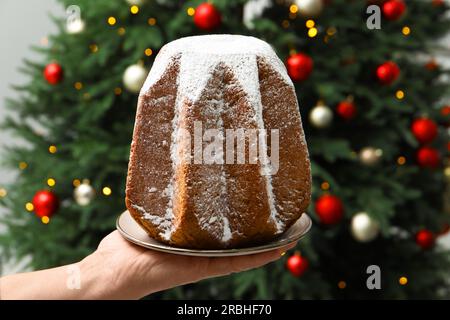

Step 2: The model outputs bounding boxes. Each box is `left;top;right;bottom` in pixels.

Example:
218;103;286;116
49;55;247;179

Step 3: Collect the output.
1;0;450;299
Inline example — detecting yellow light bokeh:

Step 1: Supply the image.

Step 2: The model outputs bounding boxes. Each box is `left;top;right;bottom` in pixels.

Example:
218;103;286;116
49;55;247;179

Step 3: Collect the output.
107;16;117;26
26;202;34;211
74;82;83;90
396;90;405;100
47;178;56;187
327;26;337;36
19;161;28;170
41;216;50;224
306;19;315;28
117;27;126;35
89;44;98;53
187;7;195;16
402;26;410;36
49;145;57;154
399;276;408;285
289;4;298;14
321;182;330;190
148;18;157;25
144;48;153;56
338;281;347;289
282;20;290;29
308;27;318;38
0;188;7;198
130;5;139;14
397;156;406;165
102;186;112;196
73;179;81;187
114;87;122;95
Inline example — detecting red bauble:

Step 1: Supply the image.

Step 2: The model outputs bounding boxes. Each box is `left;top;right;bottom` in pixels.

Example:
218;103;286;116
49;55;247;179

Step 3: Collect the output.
376;61;400;85
194;3;221;31
44;62;63;85
32;190;59;218
286;53;313;82
315;194;344;225
286;254;309;277
441;106;450;116
416;146;440;168
382;0;406;21
411;118;438;144
415;229;435;249
336;100;357;120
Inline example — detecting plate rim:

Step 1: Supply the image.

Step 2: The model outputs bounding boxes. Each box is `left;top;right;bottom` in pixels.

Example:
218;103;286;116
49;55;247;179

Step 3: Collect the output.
116;210;312;257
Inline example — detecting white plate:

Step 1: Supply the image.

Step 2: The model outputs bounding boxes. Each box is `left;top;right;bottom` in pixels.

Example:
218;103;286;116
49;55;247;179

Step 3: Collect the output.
117;210;312;257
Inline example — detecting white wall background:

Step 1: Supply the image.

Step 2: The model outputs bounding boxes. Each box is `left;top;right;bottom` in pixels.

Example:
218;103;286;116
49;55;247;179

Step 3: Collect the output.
0;0;449;275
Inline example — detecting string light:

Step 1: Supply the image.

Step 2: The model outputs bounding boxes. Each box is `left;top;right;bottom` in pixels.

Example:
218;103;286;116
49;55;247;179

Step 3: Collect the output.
73;179;81;187
187;7;195;16
397;156;406;165
321;182;330;190
147;18;156;25
399;276;408;285
130;5;139;14
41;216;50;224
306;19;315;28
89;44;98;53
25;202;34;211
47;178;56;187
83;92;91;100
396;90;405;100
144;48;153;56
289;4;298;13
107;16;117;26
444;167;450;179
402;26;411;36
326;27;337;36
338;281;347;289
49;145;57;153
114;87;122;95
74;82;83;90
308;27;318;38
282;20;290;28
117;27;126;35
19;161;28;170
0;188;7;198
102;186;112;196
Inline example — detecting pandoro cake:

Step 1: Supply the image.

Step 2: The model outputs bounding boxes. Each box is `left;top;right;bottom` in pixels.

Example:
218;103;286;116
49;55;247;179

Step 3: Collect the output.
125;35;311;249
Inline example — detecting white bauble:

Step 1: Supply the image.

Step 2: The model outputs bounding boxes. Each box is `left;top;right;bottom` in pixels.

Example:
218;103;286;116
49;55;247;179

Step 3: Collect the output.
125;0;147;5
295;0;324;17
66;19;85;34
309;104;333;128
74;182;95;206
243;0;271;29
351;212;380;242
123;64;148;93
359;147;382;165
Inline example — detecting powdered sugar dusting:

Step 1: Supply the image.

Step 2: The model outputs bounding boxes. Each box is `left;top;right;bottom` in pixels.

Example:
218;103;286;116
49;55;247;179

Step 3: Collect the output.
131;203;175;240
141;35;292;100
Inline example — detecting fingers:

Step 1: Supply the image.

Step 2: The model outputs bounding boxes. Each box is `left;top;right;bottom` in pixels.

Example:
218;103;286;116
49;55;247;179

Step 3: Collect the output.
204;241;298;278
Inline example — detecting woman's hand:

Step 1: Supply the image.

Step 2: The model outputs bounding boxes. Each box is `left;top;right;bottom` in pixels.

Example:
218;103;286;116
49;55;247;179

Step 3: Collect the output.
90;230;296;299
1;230;296;300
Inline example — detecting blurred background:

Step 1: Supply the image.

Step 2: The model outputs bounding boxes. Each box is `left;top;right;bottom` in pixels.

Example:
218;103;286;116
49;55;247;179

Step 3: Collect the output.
1;0;450;299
